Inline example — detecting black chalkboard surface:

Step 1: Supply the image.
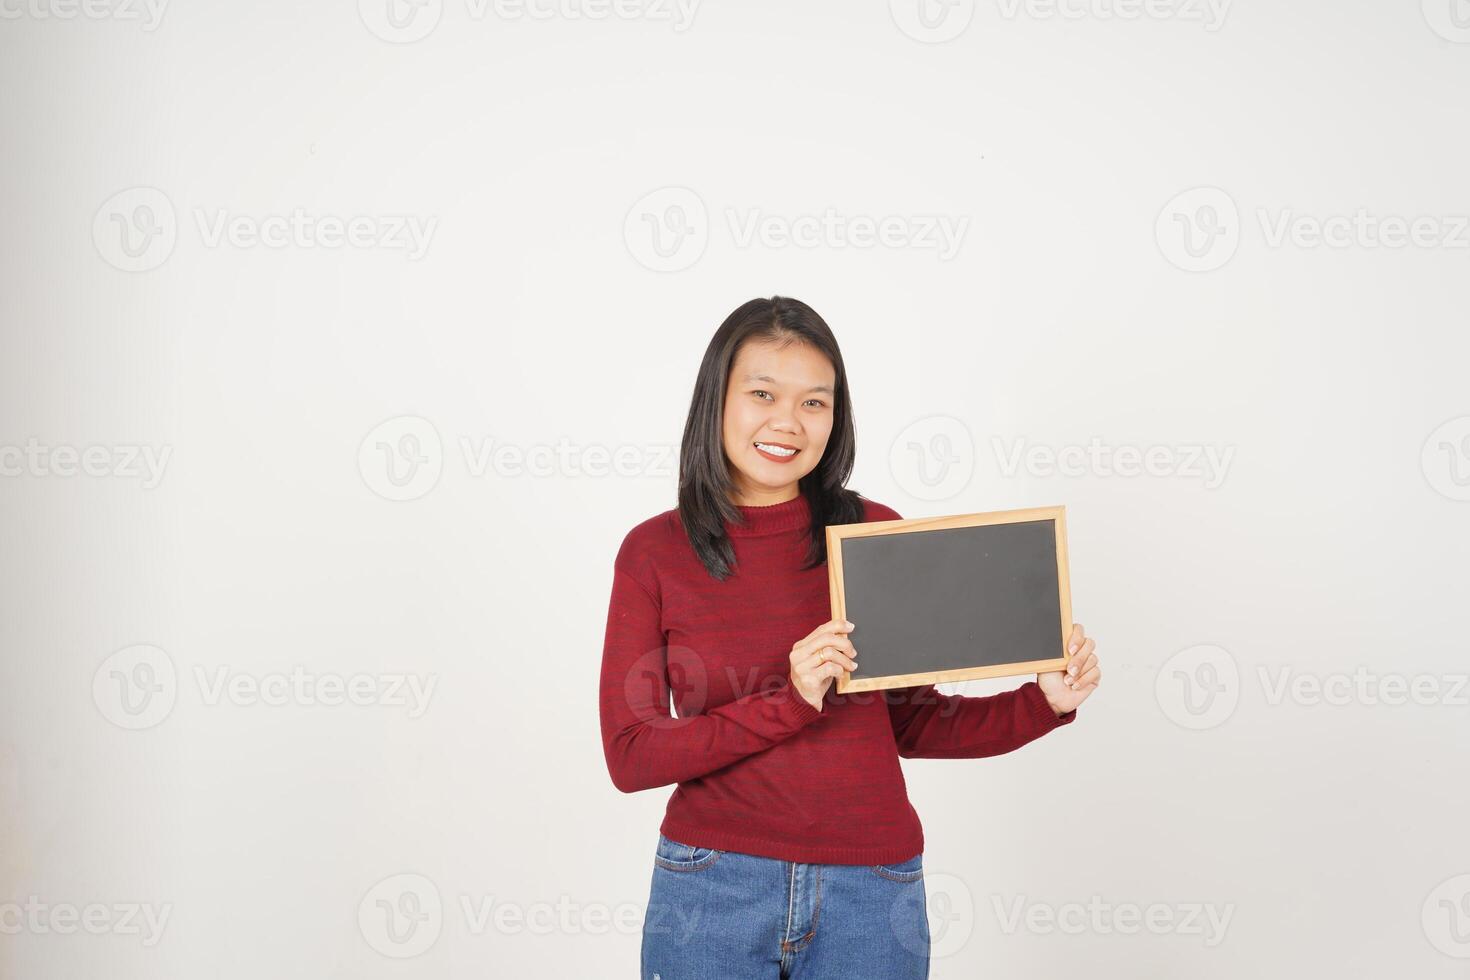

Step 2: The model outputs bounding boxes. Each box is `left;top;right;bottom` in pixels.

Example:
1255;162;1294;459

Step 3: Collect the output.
826;506;1073;694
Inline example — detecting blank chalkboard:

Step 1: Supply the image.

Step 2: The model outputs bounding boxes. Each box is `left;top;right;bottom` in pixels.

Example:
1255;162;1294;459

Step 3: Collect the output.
826;506;1073;694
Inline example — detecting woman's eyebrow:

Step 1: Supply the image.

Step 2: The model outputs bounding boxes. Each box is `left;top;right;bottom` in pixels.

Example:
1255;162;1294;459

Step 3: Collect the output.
742;373;834;395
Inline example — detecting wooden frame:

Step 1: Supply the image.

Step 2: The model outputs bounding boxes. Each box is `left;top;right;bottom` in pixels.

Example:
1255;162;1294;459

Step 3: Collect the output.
826;505;1073;694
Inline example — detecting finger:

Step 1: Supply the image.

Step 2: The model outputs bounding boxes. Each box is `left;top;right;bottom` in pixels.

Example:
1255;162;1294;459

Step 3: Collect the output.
808;647;858;673
796;621;849;651
1068;622;1085;654
795;645;856;676
822;618;855;638
803;637;855;665
794;634;856;662
803;661;844;686
1074;665;1101;688
804;623;854;650
1068;642;1096;678
1071;656;1098;688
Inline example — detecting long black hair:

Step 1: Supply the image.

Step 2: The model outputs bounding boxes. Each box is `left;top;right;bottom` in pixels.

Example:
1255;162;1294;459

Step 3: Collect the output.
677;295;868;581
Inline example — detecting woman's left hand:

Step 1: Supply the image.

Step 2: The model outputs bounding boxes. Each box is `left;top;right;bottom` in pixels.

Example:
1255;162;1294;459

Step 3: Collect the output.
1036;622;1100;716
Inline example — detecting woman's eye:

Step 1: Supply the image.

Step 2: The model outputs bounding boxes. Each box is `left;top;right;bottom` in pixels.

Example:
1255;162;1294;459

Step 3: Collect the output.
751;390;825;407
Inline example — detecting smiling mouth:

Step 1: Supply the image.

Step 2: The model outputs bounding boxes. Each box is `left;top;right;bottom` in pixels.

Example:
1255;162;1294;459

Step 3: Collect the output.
754;441;800;460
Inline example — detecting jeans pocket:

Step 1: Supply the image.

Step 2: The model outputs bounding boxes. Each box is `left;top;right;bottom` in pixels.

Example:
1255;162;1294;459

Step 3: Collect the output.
653;833;724;872
871;852;924;883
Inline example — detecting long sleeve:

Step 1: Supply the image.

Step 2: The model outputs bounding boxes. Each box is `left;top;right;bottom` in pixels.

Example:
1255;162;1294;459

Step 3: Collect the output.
886;680;1076;759
598;552;827;794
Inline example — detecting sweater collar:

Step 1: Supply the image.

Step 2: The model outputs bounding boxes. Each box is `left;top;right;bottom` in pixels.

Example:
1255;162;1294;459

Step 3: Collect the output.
726;493;811;537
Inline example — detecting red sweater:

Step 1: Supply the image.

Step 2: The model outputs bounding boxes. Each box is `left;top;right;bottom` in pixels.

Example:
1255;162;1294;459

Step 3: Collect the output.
598;492;1077;865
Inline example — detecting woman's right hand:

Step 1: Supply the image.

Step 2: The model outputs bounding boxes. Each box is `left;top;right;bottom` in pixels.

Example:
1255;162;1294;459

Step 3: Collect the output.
788;618;859;711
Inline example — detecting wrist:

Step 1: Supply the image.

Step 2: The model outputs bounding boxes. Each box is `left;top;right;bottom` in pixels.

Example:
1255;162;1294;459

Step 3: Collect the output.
784;678;824;719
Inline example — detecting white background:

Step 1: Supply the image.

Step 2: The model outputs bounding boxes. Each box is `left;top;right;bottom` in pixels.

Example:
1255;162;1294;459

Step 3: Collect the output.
3;0;1469;976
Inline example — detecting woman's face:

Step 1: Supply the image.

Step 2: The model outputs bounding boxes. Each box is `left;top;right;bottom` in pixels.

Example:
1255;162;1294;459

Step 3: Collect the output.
721;338;836;506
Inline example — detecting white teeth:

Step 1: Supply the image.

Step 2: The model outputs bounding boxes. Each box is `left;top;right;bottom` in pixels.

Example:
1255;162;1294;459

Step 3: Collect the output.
756;442;797;457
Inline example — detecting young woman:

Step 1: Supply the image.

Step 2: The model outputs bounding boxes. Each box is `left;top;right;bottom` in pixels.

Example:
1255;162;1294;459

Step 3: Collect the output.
599;295;1102;979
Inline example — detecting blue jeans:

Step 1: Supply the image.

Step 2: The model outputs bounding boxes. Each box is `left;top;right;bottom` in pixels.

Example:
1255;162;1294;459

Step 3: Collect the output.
641;832;929;979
